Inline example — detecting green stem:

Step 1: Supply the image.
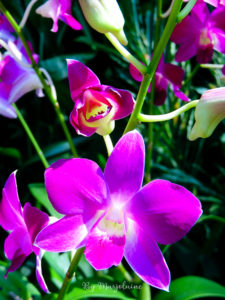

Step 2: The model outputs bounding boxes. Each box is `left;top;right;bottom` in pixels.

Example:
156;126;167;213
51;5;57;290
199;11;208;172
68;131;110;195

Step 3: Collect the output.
138;100;199;123
117;263;133;283
200;64;224;70
103;135;114;157
177;0;198;22
0;1;78;157
197;215;225;225
57;248;84;300
124;0;183;134
105;33;147;74
139;282;151;300
13;104;49;169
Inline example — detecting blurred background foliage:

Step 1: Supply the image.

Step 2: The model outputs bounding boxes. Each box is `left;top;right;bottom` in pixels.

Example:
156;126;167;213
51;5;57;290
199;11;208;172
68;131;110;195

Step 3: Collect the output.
1;0;225;299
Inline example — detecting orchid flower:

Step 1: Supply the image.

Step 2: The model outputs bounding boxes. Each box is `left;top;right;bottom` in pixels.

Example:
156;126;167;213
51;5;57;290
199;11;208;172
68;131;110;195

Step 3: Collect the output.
189;87;225;140
0;171;49;292
129;57;189;105
0;39;43;118
184;0;225;7
36;0;82;33
78;0;127;45
36;130;202;291
67;60;135;136
171;1;225;63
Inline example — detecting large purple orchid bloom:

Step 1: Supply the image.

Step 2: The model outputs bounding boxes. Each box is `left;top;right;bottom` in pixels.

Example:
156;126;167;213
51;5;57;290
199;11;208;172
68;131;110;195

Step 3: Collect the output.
129;57;189;105
68;60;135;136
0;40;43;118
36;130;202;291
0;172;49;292
36;0;82;32
171;1;225;63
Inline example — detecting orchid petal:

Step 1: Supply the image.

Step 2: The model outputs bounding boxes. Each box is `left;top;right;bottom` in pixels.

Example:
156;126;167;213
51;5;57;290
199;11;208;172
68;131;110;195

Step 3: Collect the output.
60;13;82;30
35;215;89;252
104;131;145;204
126;179;202;245
45;158;110;215
163;63;184;87
125;220;170;291
67;60;100;100
0;171;24;231
36;250;49;293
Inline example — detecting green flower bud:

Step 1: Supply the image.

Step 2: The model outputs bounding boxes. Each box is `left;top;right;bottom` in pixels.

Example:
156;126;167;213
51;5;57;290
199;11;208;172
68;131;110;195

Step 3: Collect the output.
78;0;128;45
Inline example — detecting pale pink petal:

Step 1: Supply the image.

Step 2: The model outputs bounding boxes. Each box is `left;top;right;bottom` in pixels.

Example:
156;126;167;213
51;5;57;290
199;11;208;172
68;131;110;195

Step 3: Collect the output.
125;220;170;291
45;158;110;215
104;131;145;205
125;179;202;245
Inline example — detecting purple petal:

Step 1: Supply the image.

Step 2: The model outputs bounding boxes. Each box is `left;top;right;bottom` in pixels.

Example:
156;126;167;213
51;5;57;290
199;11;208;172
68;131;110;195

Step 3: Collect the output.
0;172;24;231
163;63;184;87
60;13;82;30
196;41;213;64
192;1;210;23
5;251;27;277
104;131;145;205
36;250;49;293
209;5;225;31
67;60;100;100
173;87;189;102
23;203;49;244
129;63;143;82
175;41;197;62
0;56;26;84
125;179;202;245
124;220;170;291
0;97;17;118
36;0;60;32
45;158;110;215
35;215;89;252
211;28;225;53
85;210;126;270
154;74;169;106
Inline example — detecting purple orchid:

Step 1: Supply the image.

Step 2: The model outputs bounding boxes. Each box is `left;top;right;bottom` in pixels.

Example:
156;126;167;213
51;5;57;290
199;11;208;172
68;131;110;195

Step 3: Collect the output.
129;57;189;105
171;1;225;63
36;130;202;291
36;0;82;33
0;40;43;118
67;60;135;136
0;171;49;292
184;0;225;7
0;13;15;42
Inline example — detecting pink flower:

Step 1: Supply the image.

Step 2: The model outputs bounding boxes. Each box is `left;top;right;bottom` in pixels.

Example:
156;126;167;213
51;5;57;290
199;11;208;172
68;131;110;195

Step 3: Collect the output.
171;2;225;63
36;130;202;291
67;60;135;136
0;172;49;292
129;57;189;105
36;0;82;32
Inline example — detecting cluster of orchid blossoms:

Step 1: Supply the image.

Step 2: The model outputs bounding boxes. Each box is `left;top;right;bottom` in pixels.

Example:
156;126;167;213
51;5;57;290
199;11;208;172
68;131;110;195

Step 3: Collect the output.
0;0;224;296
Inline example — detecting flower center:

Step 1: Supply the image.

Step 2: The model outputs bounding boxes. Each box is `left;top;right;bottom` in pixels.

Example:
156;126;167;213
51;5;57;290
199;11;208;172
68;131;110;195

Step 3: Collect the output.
199;28;211;46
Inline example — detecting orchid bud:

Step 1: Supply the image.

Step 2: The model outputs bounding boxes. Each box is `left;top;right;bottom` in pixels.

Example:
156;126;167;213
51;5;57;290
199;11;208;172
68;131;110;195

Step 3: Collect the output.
78;0;128;45
189;87;225;141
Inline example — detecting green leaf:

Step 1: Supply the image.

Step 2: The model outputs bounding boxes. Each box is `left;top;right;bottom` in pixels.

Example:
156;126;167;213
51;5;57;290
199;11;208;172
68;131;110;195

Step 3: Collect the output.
66;278;136;300
154;276;225;300
28;183;63;218
0;147;21;159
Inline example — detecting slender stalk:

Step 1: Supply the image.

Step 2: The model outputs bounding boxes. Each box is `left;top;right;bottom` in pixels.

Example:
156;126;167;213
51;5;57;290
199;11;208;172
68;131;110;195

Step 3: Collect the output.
124;0;183;134
117;263;133;283
161;0;174;18
13;104;49;169
105;33;147;74
103;135;114;156
177;0;198;22
139;282;151;300
0;1;78;157
57;248;84;300
19;0;38;28
138;100;199;123
200;64;224;70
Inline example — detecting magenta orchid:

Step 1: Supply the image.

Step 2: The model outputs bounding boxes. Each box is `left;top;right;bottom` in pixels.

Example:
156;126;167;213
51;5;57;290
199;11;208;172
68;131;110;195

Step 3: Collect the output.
184;0;225;7
171;1;225;63
67;60;135;136
36;0;82;33
36;130;202;291
0;40;43;118
129;57;189;105
0;171;49;292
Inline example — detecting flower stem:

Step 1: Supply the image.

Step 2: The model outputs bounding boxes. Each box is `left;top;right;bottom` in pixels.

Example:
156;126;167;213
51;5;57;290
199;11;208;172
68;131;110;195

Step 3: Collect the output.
124;0;183;134
117;263;133;283
12;104;49;169
105;33;147;74
177;0;198;22
57;248;85;300
0;1;78;157
139;282;151;300
138;100;199;123
19;0;38;28
103;135;114;156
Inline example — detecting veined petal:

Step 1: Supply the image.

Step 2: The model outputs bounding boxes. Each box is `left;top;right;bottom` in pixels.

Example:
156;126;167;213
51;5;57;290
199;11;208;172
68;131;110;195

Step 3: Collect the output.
104;131;145;205
23;203;49;244
0;171;24;231
36;250;49;293
125;179;202;245
125;219;170;291
35;215;89;252
45;158;110;215
85;208;126;270
67;60;100;100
